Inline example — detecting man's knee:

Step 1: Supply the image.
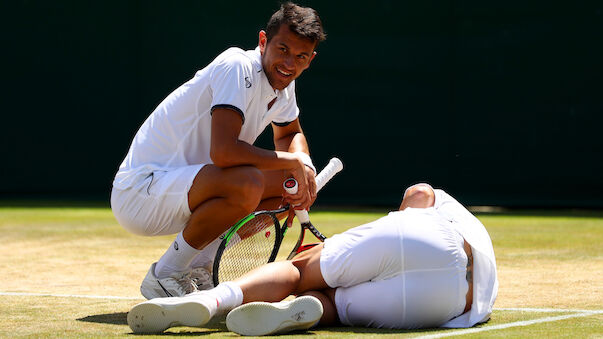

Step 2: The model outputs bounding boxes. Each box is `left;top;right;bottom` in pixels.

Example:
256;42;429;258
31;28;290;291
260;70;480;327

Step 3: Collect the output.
291;243;328;293
189;165;266;216
229;166;265;212
400;183;435;210
299;289;338;325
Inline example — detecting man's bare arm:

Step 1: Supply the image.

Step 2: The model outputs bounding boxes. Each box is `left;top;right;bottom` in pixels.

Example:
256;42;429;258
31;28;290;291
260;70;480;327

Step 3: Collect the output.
210;108;302;170
272;118;309;154
272;118;317;211
210;108;310;208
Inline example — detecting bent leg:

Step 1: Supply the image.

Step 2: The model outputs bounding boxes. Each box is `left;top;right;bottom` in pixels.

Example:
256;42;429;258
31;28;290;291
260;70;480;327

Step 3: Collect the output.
234;217;404;303
184;165;266;249
299;289;338;325
185;167;289;249
235;243;328;303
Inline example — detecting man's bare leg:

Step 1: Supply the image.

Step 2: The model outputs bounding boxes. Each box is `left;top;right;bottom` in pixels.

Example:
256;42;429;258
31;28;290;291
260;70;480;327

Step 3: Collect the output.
182;167;286;248
153;167;286;281
300;289;338;325
235;243;327;301
171;168;289;290
230;243;337;328
128;244;333;334
220;185;434;302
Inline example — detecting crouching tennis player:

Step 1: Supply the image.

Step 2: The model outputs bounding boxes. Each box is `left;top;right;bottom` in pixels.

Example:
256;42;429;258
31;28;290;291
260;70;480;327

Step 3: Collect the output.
127;184;498;335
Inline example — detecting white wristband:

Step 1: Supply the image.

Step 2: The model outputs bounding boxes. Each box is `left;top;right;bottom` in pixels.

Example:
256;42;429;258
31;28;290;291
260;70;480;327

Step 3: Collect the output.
294;151;316;175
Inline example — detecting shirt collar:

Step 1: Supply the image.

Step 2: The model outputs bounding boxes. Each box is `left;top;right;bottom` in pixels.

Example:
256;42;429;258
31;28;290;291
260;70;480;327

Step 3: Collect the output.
250;47;279;104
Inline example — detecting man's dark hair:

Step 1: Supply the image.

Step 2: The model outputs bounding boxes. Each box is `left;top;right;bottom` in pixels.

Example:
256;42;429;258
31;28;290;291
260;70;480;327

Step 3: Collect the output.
266;2;326;45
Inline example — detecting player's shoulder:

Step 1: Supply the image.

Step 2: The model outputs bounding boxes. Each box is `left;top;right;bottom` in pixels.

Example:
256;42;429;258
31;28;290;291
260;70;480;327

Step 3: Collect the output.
212;47;260;73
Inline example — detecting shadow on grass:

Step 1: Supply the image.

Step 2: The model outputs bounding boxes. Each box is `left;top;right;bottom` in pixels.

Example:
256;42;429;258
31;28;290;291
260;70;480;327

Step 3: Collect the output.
321;326;438;335
77;312;129;325
77;313;230;335
75;313;447;336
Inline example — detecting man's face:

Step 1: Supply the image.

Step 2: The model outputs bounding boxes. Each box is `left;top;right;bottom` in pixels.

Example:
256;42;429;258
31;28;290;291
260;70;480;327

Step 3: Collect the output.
259;24;317;91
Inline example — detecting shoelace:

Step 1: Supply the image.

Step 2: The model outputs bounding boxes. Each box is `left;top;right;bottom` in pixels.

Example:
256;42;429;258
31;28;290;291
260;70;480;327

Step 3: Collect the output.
191;268;214;289
174;272;198;294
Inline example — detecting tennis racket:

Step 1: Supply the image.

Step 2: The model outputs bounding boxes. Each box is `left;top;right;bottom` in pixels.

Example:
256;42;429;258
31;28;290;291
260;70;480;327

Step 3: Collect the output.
283;158;343;259
212;157;343;286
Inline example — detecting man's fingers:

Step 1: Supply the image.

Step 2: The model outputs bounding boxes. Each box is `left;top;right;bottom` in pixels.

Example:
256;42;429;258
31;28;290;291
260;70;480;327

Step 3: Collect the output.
286;209;295;227
308;178;317;204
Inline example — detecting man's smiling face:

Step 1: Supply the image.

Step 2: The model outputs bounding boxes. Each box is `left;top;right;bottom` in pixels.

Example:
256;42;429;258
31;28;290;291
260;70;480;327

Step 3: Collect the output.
259;24;317;91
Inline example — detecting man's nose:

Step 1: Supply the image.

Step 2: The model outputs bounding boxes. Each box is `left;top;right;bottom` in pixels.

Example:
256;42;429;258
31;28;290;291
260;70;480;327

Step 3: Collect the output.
283;55;294;69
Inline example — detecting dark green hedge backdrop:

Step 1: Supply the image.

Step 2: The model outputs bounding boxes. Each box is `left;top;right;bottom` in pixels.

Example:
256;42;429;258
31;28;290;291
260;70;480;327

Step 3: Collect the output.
2;1;602;207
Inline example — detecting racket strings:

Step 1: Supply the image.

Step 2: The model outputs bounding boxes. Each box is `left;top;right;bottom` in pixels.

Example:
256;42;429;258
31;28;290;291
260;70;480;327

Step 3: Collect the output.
217;214;279;282
236;214;276;240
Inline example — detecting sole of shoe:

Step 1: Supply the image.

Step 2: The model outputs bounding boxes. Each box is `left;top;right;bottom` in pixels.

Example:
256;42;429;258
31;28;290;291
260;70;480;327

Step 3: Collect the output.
127;299;211;333
226;296;323;336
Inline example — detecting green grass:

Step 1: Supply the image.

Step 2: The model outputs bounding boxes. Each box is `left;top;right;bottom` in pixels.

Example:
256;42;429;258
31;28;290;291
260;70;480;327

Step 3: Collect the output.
0;206;602;338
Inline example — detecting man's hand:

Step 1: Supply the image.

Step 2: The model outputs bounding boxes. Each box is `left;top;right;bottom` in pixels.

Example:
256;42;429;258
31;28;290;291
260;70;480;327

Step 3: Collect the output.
282;157;317;226
305;165;317;204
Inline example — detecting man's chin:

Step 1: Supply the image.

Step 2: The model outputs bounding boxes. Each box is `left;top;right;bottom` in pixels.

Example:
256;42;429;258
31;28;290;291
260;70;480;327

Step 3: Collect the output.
266;73;293;90
269;80;290;91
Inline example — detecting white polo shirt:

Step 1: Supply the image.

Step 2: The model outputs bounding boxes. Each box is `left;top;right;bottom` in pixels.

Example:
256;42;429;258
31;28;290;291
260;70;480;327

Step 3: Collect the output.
436;190;499;328
113;47;299;190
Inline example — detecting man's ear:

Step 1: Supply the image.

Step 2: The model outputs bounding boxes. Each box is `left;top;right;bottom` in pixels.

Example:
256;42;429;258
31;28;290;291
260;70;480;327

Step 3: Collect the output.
303;51;317;70
258;30;267;54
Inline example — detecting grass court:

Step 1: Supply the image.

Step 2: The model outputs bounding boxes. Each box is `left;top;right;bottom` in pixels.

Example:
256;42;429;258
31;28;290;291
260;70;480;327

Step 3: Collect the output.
0;206;601;338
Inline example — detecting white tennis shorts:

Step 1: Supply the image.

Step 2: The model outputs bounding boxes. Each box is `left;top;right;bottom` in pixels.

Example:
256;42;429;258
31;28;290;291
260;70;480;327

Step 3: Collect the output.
320;189;469;329
110;164;205;236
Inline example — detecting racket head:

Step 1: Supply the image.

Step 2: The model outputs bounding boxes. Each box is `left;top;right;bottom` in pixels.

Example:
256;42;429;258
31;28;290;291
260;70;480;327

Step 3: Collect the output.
286;220;327;260
212;208;287;286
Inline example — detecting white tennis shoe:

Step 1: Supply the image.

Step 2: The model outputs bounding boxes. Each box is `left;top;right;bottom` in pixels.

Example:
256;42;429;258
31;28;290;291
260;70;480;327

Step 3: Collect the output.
127;291;219;333
226;296;323;336
190;266;214;291
140;262;198;299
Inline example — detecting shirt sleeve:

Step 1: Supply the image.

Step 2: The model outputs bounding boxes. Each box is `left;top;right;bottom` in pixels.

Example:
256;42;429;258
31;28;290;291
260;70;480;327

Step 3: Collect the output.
210;53;254;123
272;81;300;126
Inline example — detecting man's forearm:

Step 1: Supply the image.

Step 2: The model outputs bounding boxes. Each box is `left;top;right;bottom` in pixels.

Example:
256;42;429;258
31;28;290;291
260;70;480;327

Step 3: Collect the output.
275;132;315;173
211;138;302;171
274;130;309;154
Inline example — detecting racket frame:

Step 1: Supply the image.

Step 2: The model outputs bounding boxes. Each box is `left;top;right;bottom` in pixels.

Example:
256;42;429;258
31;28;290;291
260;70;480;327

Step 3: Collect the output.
212;157;343;285
285;218;327;260
212;206;287;286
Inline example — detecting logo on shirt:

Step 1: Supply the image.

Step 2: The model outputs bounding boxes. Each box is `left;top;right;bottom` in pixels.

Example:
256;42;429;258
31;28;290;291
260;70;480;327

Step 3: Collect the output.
245;76;252;88
173;241;179;251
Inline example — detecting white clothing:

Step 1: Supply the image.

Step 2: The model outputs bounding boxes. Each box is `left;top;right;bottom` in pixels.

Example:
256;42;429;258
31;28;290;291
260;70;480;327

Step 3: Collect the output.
111;164;203;236
112;47;299;191
434;189;499;328
319;188;498;329
111;47;300;235
321;208;469;329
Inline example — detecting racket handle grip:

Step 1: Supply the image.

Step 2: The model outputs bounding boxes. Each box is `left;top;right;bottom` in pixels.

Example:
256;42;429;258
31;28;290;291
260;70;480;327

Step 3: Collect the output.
282;178;311;223
283;178;298;194
294;209;310;224
283;158;343;224
315;157;343;192
283;157;344;195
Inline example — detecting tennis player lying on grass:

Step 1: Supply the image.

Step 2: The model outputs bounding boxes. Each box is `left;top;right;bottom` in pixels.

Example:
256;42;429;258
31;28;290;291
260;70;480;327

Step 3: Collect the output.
127;184;498;336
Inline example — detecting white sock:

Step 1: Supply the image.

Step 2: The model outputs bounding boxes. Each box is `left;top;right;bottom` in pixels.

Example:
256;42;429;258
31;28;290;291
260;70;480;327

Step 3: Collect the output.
189;232;242;270
189;233;224;270
155;231;201;279
204;282;244;314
